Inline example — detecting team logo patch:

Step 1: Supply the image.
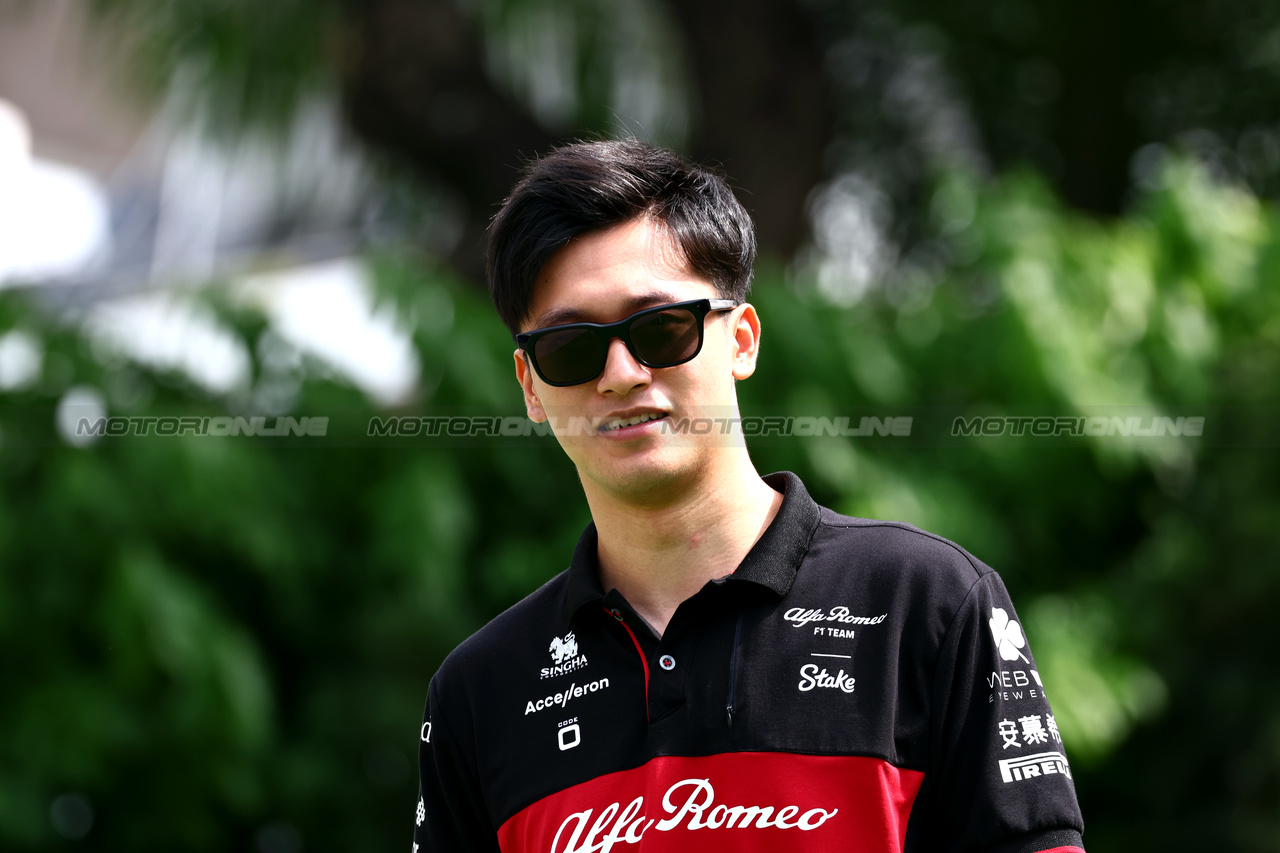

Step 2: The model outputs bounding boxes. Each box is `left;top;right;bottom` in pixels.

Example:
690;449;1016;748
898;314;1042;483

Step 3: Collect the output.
550;778;839;852
989;607;1030;664
783;607;887;629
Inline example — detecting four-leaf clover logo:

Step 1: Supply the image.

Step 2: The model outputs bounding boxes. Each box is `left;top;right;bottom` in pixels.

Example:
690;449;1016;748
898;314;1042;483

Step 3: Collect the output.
989;607;1030;663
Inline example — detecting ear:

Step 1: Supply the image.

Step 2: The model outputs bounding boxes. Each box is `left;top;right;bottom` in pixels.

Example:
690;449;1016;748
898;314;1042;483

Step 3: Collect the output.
729;302;762;380
514;349;548;422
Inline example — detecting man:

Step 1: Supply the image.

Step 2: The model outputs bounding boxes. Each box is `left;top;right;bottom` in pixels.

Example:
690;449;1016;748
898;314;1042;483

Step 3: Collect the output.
412;139;1086;852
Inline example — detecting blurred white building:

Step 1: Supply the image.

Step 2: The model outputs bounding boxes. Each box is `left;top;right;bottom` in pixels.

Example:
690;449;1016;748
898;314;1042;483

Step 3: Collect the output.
0;0;419;406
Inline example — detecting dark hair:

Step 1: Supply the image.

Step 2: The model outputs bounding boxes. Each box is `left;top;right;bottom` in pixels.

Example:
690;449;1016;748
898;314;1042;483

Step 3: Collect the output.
486;139;756;337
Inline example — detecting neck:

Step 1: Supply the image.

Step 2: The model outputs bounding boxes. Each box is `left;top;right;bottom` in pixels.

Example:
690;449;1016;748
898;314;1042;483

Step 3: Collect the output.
584;454;783;637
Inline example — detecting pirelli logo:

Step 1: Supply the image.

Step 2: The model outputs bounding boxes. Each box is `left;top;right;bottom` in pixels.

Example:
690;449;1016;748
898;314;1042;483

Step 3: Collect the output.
998;751;1072;783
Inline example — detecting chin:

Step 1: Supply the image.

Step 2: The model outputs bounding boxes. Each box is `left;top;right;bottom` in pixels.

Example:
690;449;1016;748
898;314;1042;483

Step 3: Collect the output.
581;446;711;504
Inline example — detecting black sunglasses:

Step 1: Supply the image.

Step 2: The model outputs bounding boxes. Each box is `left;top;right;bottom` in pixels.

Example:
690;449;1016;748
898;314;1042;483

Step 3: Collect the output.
517;298;738;387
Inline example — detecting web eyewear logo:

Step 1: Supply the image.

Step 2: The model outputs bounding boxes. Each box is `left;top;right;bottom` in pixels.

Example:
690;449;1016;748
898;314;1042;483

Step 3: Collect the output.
986;669;1045;704
989;608;1029;664
542;632;589;679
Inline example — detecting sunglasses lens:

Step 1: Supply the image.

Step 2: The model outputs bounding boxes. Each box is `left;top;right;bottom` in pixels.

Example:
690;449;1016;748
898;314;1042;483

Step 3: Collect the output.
629;306;701;366
533;327;605;385
525;302;713;385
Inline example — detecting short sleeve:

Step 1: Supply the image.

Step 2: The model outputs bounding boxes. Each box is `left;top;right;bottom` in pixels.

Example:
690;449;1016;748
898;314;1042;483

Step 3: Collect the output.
907;571;1086;853
411;677;501;853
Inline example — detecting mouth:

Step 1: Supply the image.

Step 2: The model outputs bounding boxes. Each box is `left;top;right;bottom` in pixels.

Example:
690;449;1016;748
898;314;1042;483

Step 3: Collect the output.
596;411;668;434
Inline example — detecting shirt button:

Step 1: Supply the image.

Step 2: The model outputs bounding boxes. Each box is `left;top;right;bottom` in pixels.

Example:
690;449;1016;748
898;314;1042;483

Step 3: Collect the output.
609;608;624;621
659;654;676;671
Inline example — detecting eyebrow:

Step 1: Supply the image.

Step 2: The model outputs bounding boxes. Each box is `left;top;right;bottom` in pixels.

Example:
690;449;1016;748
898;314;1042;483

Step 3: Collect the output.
528;291;687;330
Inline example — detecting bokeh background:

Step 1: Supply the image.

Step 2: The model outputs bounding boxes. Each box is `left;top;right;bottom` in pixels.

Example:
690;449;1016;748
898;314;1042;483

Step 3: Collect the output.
2;0;1279;850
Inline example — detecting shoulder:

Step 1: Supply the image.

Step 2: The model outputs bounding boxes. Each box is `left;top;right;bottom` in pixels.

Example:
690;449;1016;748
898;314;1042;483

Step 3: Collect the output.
806;506;992;593
782;505;1007;652
430;569;572;706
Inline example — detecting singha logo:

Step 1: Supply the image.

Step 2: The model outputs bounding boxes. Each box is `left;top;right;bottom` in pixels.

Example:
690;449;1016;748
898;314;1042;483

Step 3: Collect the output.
549;632;579;664
542;632;588;679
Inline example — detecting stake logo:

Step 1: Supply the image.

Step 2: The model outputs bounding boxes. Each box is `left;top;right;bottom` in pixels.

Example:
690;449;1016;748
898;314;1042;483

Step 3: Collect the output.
798;663;856;693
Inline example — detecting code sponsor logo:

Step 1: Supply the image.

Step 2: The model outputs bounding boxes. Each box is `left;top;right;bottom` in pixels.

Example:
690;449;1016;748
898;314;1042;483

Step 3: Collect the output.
558;719;581;751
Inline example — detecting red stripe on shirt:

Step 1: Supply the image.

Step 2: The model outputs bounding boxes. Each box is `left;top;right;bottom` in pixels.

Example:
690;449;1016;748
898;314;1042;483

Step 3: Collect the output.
609;609;650;720
497;751;925;852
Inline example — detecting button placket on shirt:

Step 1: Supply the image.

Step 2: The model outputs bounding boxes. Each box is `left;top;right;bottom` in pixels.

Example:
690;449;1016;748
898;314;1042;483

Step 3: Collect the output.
648;638;688;721
650;596;718;722
600;593;662;719
602;586;727;723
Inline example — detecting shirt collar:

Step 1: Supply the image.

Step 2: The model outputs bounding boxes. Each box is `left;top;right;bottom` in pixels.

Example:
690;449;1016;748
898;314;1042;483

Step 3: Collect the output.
562;471;821;621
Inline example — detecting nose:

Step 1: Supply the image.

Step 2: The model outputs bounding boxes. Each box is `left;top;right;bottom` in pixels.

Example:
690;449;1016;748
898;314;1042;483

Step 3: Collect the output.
595;337;651;395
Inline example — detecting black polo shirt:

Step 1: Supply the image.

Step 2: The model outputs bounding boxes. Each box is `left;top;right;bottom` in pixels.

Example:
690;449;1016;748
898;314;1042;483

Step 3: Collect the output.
412;472;1086;853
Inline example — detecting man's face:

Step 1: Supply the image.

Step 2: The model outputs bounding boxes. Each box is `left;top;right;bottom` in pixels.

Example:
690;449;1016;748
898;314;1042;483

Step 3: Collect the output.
513;216;762;503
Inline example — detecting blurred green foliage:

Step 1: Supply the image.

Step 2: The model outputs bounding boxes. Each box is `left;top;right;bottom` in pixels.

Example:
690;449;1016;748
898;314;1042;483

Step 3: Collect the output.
3;158;1277;851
